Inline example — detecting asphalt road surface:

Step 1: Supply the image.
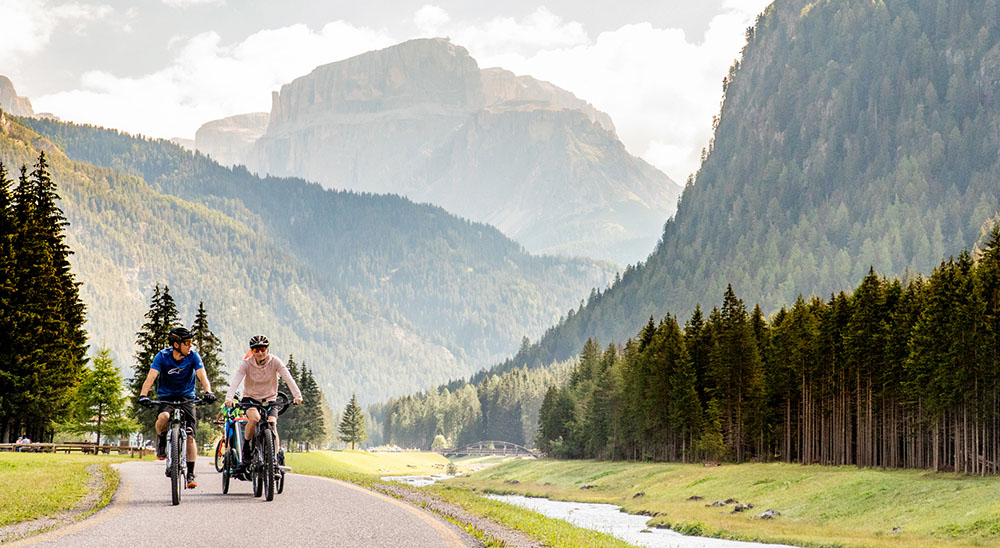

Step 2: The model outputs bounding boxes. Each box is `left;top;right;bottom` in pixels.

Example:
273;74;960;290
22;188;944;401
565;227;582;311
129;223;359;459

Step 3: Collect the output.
9;457;479;548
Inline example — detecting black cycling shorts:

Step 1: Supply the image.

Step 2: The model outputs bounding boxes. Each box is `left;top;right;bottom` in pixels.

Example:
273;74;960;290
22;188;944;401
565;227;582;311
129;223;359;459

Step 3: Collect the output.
157;400;198;434
241;397;279;418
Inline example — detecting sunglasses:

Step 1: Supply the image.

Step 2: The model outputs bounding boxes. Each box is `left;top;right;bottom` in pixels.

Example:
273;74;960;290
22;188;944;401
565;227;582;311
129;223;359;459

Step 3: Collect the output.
251;346;269;352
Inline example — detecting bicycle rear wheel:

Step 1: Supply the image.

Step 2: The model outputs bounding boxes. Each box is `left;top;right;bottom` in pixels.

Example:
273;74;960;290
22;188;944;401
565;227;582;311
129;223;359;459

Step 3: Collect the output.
214;439;226;472
263;429;276;501
170;426;182;505
222;448;236;494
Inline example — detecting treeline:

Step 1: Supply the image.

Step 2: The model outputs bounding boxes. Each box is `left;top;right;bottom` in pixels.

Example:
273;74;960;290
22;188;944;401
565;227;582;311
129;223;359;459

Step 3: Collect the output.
0;153;87;442
537;228;1000;474
370;359;572;449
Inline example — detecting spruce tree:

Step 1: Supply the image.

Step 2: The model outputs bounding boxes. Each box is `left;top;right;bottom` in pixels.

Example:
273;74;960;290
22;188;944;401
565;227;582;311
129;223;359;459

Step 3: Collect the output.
297;365;327;448
3;154;87;441
190;301;226;444
63;347;137;445
338;393;367;450
130;284;181;433
0;163;13;439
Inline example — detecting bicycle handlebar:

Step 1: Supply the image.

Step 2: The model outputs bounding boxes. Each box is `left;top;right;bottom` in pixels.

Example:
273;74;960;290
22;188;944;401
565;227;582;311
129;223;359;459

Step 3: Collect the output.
238;392;293;416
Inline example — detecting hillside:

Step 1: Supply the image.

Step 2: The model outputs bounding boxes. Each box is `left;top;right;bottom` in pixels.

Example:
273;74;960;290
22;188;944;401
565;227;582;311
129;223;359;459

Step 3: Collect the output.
482;0;1000;375
2;113;615;407
203;38;681;266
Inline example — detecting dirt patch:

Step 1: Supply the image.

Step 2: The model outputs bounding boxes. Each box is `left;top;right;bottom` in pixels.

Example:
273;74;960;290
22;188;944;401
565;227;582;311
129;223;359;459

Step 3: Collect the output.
0;465;109;544
374;482;545;548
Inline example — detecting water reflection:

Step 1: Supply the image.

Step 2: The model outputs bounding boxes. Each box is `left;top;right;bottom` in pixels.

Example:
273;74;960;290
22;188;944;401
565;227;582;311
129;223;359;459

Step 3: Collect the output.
487;494;801;548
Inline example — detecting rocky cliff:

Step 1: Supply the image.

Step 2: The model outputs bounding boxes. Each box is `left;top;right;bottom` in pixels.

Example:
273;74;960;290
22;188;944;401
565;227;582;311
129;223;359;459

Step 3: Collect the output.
0;76;35;117
235;38;679;265
195;112;268;165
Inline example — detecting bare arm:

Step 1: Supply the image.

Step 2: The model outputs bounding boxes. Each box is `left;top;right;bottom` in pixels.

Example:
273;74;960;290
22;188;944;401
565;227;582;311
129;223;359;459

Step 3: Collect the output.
139;369;159;397
277;364;303;404
225;362;247;406
196;367;211;394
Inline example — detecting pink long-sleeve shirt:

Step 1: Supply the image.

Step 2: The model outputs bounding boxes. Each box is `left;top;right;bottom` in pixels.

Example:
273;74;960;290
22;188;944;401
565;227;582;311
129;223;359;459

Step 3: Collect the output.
226;354;302;402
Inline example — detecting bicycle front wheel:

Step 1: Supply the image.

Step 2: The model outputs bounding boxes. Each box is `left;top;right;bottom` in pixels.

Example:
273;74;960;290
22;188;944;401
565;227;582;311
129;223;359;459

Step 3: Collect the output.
214;439;226;472
170;426;182;505
263;429;276;501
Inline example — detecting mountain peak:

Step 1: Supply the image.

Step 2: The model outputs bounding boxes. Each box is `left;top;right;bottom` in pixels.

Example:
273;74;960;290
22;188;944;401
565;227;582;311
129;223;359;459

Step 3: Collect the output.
0;76;35;117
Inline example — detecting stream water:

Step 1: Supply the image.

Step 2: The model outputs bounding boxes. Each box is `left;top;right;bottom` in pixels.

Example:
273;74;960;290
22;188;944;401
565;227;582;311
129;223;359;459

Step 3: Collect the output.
382;475;800;548
487;494;801;548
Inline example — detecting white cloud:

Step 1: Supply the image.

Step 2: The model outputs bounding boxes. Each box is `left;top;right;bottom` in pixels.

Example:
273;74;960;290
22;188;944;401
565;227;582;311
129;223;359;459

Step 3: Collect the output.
162;0;225;7
33;22;394;138
0;0;112;66
414;5;450;36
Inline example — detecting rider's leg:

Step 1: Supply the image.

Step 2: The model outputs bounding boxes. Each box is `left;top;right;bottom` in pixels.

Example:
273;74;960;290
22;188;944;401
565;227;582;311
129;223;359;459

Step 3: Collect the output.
242;407;260;466
155;412;170;435
269;416;279;449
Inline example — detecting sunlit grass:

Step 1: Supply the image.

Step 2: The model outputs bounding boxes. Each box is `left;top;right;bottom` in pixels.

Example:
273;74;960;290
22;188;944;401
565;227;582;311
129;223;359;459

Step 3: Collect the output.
448;459;1000;548
0;453;129;526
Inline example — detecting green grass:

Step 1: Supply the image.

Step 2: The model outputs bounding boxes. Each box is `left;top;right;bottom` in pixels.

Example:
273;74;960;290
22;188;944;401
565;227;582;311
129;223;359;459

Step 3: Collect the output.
447;459;1000;548
287;451;637;547
0;453;130;526
286;449;451;479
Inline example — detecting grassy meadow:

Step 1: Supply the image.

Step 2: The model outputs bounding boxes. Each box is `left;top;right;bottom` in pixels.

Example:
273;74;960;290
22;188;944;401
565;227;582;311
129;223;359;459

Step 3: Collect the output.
0;452;128;527
448;458;1000;548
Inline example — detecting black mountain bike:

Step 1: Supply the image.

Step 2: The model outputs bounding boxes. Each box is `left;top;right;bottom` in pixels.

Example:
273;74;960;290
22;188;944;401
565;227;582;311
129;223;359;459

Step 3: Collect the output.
145;396;208;505
227;392;292;501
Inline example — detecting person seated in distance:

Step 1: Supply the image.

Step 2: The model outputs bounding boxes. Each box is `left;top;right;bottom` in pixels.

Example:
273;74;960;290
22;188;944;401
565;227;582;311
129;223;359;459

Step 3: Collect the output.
225;335;302;472
138;326;216;488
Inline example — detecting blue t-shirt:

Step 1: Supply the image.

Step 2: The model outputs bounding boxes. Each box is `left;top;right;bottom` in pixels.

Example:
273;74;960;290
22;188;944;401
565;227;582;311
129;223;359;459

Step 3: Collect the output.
151;348;204;399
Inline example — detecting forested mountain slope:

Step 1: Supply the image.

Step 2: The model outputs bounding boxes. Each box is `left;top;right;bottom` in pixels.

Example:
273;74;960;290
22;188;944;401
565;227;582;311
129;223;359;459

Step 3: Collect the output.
483;0;1000;376
2;113;614;406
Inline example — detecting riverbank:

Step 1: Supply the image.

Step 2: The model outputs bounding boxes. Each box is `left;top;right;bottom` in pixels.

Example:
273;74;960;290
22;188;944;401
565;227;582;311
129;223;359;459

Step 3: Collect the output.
446;458;1000;548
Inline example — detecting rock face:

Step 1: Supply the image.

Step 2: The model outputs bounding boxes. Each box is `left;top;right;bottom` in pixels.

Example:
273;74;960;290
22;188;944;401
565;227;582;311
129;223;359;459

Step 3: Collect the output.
0;76;35;117
195;112;268;165
239;38;680;265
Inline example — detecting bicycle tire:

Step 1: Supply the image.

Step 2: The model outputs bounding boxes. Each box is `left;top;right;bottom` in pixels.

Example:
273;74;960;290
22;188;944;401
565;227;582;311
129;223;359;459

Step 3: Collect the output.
222;449;235;494
263;429;276;501
170;425;182;505
214;439;226;472
277;470;285;494
252;442;263;497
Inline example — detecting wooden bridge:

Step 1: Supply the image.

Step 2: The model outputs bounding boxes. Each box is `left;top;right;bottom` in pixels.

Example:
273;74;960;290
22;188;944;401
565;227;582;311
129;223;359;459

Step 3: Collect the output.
440;440;539;458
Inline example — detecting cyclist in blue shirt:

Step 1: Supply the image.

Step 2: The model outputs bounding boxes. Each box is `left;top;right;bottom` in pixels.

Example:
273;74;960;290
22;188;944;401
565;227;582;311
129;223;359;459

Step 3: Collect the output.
138;327;216;488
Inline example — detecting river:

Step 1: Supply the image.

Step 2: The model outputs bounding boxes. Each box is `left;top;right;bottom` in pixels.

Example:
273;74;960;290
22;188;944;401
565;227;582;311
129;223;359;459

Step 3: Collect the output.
382;475;799;548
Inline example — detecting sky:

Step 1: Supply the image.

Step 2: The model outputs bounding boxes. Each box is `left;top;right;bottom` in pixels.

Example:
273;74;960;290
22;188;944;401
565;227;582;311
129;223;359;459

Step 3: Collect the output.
0;0;772;183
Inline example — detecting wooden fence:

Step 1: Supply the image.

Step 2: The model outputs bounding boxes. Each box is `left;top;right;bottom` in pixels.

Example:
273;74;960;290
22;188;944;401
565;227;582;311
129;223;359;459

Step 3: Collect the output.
0;442;152;457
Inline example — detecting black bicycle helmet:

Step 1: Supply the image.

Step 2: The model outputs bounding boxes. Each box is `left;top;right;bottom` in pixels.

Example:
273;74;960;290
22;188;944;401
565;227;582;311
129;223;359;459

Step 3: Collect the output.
168;326;194;344
249;334;269;348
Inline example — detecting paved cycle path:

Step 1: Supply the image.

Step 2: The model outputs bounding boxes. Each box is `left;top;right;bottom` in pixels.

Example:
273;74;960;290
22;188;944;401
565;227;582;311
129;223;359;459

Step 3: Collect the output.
9;457;478;548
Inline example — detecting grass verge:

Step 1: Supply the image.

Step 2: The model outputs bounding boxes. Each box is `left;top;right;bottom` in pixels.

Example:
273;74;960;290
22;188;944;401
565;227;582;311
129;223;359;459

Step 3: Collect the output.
0;453;130;526
448;458;1000;548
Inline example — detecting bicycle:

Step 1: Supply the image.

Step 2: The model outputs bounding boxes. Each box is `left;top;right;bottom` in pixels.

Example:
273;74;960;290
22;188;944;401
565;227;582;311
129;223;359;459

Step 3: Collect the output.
214;409;247;473
230;392;292;501
143;396;209;505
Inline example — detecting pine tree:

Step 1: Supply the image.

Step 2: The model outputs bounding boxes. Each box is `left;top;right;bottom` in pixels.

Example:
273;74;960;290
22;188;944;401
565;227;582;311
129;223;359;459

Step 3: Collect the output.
338;393;367;450
190;301;226;444
63;347;138;445
296;365;327;449
2;154;87;441
0;162;14;439
129;284;181;433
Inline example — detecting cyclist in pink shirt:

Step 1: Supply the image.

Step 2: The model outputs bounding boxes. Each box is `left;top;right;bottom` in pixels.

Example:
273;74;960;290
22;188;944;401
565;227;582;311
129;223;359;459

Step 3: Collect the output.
225;335;302;468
